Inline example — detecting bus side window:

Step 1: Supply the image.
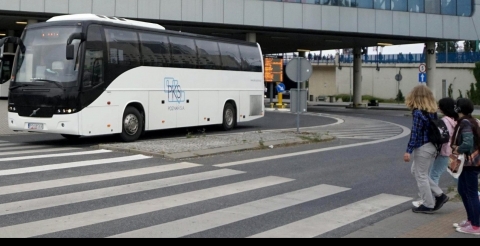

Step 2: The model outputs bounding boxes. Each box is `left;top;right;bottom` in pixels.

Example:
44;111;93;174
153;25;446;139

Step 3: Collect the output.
239;45;262;72
139;32;171;67
218;43;241;71
83;25;104;89
169;36;197;69
196;39;221;70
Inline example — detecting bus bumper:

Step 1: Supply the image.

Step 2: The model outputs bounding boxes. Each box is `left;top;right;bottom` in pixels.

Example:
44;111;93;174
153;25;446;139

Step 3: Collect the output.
8;112;80;135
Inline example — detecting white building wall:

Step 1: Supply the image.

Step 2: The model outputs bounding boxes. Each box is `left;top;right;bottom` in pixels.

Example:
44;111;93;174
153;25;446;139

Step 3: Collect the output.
328;64;476;100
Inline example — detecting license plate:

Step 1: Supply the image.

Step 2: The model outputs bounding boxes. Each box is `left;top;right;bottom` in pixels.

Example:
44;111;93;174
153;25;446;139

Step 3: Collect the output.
28;123;44;130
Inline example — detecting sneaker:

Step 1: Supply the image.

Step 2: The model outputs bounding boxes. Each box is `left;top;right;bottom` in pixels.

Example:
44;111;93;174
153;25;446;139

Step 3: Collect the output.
412;200;424;208
453;220;471;229
456;225;480;235
433;194;449;211
412;205;434;214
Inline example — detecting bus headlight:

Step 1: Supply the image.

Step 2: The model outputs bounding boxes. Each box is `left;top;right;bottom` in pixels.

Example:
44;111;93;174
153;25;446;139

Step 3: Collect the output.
8;107;16;112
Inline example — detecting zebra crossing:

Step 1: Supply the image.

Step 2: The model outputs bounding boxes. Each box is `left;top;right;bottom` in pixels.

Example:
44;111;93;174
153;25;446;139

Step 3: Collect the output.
302;112;406;140
0;141;413;238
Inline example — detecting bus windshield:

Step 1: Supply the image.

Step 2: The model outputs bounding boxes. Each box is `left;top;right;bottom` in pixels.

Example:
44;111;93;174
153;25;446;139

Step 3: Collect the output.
13;26;82;87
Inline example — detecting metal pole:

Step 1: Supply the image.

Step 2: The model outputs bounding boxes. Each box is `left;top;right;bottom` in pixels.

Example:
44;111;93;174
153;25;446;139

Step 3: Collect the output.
297;58;301;133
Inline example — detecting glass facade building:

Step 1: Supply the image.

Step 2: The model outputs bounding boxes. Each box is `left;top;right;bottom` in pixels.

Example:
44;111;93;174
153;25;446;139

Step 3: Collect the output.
266;0;474;16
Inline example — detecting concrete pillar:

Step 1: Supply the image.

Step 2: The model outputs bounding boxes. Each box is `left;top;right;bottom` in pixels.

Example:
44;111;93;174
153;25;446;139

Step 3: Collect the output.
6;30;14;53
351;47;363;107
426;41;437;98
246;32;256;43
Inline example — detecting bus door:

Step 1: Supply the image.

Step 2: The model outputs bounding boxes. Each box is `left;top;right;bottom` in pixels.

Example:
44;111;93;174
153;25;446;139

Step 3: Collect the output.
0;52;14;98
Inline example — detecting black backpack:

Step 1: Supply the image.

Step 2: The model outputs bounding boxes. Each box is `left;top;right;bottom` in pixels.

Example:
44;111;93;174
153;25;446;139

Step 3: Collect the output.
422;111;450;155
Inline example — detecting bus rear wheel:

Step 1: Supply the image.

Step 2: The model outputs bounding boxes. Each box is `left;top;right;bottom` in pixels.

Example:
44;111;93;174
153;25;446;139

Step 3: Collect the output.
120;106;144;142
222;103;236;131
61;134;81;140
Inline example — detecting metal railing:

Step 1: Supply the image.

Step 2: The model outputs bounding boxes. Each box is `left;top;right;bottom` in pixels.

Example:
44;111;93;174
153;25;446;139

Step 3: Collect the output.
276;52;480;65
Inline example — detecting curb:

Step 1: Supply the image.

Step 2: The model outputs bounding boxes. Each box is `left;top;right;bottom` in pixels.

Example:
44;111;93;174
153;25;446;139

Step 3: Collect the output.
95;136;334;160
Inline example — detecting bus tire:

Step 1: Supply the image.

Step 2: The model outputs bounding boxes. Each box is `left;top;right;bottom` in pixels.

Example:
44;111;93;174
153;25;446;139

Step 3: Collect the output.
222;103;236;131
120;106;144;142
61;134;81;140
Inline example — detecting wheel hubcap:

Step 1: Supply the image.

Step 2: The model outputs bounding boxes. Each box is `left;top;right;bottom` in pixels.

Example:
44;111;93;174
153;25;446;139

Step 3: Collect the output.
225;108;233;126
124;114;139;136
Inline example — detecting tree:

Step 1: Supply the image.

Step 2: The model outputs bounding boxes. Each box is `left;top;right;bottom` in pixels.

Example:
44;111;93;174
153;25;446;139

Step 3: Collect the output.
396;89;404;103
464;40;476;52
436;41;458;53
466;62;480;105
459;90;463;99
448;84;453;98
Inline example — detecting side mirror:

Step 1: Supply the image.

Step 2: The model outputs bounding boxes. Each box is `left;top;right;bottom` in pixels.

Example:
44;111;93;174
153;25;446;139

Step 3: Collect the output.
0;46;3;59
66;44;75;60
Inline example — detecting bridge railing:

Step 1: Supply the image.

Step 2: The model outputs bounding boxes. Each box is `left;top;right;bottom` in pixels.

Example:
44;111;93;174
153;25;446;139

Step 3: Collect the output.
278;52;480;65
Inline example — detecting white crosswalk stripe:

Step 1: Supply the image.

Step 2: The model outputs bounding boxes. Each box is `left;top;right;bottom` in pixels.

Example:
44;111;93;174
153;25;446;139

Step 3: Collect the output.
0;162;201;196
0;176;293;238
0;154;151;176
0;141;413;238
249;194;411;238
110;184;351;238
0;147;81;157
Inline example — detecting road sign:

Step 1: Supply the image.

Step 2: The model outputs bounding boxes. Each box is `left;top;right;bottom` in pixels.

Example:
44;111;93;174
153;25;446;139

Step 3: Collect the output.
419;73;427;83
285;58;313;83
419;64;426;73
395;74;402;82
276;83;286;93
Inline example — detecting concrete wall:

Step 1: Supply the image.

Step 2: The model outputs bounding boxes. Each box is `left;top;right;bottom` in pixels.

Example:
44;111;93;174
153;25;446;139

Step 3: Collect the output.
309;63;476;101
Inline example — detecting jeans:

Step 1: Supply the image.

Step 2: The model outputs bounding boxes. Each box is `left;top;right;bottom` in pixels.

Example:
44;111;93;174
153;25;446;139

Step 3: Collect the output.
411;143;444;208
458;168;480;227
429;155;449;185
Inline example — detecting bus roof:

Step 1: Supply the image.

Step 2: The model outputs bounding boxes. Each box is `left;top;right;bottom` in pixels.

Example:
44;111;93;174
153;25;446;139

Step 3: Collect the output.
47;13;165;31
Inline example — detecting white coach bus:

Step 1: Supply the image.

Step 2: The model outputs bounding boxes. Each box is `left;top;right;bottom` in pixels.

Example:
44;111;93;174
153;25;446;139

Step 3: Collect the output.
0;14;265;142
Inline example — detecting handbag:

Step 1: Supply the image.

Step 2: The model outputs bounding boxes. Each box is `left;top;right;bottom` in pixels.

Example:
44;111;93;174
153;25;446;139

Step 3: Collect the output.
447;127;465;179
447;153;465;179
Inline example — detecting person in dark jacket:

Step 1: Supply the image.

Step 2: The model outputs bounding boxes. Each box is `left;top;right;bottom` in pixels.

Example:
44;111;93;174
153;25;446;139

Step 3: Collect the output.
450;98;480;235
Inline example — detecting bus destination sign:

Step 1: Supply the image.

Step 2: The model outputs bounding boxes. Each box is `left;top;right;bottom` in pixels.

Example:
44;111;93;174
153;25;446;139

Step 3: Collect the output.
264;57;283;83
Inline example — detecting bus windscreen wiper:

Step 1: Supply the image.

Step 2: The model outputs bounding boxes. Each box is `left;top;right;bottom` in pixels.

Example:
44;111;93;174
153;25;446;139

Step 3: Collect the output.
9;84;36;90
31;79;64;89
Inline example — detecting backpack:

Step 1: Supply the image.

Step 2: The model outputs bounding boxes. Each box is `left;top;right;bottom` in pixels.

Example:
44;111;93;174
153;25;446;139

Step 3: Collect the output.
421;111;450;156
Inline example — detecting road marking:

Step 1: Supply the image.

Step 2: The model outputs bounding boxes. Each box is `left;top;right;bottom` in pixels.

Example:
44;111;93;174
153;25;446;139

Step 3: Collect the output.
110;184;350;238
0;143;22;147
249;194;412;238
214;122;410;168
0;169;244;216
0;147;81;157
0;149;112;161
0;176;293;238
0;154;151;176
0;162;202;196
0;145;58;151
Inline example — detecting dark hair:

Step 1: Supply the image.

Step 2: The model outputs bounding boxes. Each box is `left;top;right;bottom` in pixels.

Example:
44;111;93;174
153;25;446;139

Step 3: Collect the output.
452;98;480;151
455;98;474;115
438;97;458;120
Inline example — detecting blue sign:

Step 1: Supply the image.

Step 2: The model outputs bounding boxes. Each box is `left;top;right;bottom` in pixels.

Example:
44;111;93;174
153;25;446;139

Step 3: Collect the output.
276;83;286;93
419;73;427;83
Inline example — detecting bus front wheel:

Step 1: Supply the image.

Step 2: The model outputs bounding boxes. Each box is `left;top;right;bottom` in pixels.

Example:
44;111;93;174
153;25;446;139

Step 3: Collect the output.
120;106;144;142
222;103;236;131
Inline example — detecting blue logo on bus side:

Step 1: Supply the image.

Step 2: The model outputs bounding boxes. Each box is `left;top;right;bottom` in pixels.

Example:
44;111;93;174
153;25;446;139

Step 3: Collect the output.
164;77;185;104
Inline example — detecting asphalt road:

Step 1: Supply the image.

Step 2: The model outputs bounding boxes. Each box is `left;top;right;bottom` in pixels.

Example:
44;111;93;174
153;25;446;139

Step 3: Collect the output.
0;103;473;238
